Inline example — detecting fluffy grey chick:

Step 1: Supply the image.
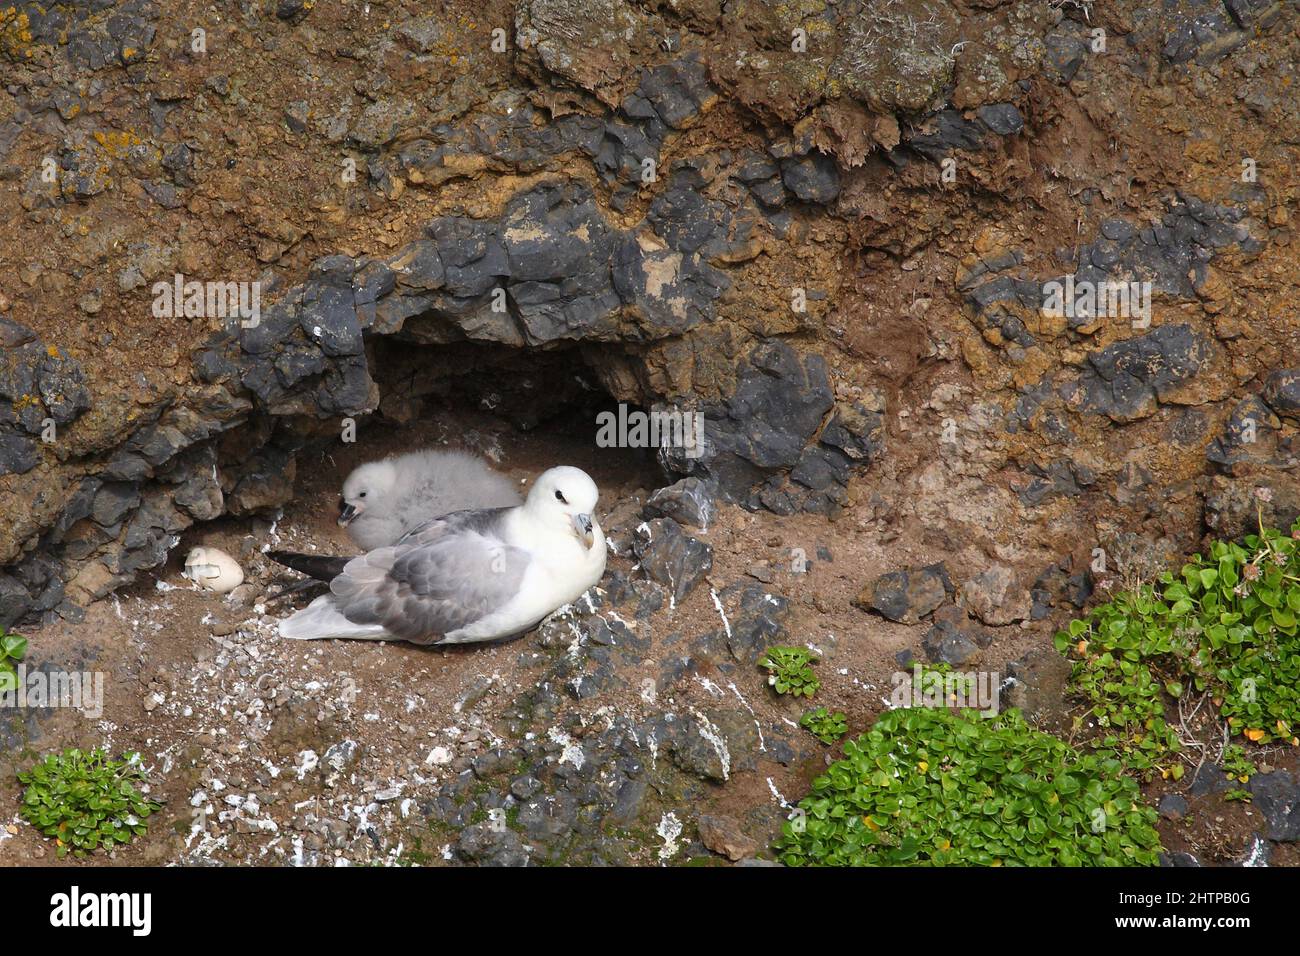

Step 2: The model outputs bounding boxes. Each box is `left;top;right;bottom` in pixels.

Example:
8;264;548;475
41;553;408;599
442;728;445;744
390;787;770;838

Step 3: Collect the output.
338;449;522;552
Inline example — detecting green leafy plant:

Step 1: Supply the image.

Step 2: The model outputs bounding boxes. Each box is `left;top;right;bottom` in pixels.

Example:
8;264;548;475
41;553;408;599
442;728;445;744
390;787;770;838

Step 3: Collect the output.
775;707;1162;867
1055;516;1300;773
759;646;820;698
18;748;161;858
1053;588;1185;775
911;660;962;683
0;627;26;693
907;661;982;707
800;706;848;744
1219;743;1256;784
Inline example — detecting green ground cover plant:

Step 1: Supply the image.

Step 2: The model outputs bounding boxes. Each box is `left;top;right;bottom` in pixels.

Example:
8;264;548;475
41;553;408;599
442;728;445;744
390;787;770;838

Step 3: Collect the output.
0;627;26;693
800;706;848;744
1056;518;1300;774
775;707;1161;867
759;645;820;698
18;748;162;858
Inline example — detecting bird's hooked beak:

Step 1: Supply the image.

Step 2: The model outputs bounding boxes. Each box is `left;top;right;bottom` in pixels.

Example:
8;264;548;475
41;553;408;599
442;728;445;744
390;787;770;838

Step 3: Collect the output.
572;513;594;548
338;498;359;526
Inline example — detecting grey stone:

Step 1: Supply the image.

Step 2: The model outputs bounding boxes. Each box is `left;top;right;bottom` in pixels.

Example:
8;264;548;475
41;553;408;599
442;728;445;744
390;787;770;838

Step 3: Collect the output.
906;110;984;160
300;274;364;358
664;342;835;512
633;518;712;604
643;477;716;529
734;153;779;183
0;429;39;476
697;813;758;861
455;821;530;866
92;482;141;527
0;573;32;629
162;143;195;187
960;564;1031;626
1205;474;1300;542
858;562;952;624
102;447;153;481
634;56;712;129
284;100;309;133
1247;771;1300;841
1206;396;1277;472
977;103;1024;135
748;177;787;208
172;471;224;521
1158;793;1188;821
276;0;312;23
1263;368;1300;420
921;606;990;666
1063;325;1212;422
394;16;442;54
721;583;789;663
472;748;517;779
515;792;578;843
510;775;542;801
0;316;37;348
348;99;416;149
1189;762;1233;798
780;153;840;204
669;708;756;783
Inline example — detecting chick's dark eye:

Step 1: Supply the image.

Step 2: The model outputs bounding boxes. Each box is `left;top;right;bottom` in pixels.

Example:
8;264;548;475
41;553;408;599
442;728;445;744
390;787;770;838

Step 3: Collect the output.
359;491;367;498
555;489;567;504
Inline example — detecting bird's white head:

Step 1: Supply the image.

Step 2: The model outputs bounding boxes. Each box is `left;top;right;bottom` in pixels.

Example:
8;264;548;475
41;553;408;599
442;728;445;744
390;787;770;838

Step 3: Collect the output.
527;466;600;547
339;459;398;526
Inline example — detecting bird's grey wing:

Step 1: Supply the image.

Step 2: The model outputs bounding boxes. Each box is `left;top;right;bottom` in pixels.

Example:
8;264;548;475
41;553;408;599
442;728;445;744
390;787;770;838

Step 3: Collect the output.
329;513;530;643
394;506;513;546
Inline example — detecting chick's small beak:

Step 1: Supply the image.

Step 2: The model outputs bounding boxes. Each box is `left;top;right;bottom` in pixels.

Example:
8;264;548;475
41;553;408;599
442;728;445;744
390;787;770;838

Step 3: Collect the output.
572;513;594;548
338;499;358;526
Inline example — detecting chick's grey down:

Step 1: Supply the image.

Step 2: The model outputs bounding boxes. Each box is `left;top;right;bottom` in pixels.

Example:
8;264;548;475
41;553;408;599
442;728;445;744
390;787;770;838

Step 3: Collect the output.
338;449;522;551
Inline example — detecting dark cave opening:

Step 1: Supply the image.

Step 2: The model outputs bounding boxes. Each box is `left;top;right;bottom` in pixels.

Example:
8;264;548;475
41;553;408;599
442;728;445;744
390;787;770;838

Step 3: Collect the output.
174;335;685;599
358;336;671;496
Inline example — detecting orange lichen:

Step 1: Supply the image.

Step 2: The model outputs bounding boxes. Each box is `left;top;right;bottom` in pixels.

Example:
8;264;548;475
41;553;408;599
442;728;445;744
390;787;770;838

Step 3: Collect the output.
0;6;33;59
91;129;142;157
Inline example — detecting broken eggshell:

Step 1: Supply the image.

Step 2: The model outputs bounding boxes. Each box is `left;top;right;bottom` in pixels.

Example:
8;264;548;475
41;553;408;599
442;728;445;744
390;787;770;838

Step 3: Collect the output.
183;547;244;593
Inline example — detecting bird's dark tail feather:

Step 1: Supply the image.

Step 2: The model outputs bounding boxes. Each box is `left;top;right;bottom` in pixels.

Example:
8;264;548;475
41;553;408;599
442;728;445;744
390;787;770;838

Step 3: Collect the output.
268;550;353;582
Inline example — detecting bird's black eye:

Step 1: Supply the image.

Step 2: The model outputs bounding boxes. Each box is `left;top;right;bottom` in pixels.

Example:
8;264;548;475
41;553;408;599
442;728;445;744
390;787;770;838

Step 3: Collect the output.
555;489;567;504
359;491;367;498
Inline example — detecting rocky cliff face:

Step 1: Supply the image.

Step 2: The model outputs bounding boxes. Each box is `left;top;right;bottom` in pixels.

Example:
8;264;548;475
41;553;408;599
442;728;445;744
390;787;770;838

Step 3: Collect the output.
1;0;1299;867
6;0;1293;624
0;1;1296;619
